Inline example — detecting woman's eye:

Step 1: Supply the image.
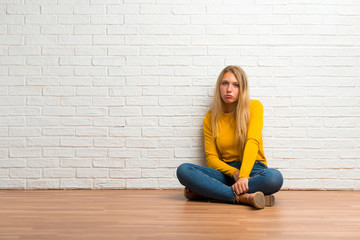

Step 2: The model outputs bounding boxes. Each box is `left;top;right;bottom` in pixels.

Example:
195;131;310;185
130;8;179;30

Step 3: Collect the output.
234;84;239;88
221;82;228;86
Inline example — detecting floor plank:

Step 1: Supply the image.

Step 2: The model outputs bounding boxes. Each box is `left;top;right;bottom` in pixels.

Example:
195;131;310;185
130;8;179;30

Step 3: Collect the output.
0;190;359;240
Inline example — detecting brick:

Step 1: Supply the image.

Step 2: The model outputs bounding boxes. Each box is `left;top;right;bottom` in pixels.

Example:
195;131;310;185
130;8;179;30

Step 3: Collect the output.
10;169;41;179
93;159;125;168
60;179;92;189
0;180;25;189
126;179;158;189
58;16;89;25
75;47;106;56
110;169;141;178
27;179;59;189
41;25;72;34
27;159;59;168
76;149;107;158
8;25;39;35
77;168;108;178
60;159;92;168
94;179;125;189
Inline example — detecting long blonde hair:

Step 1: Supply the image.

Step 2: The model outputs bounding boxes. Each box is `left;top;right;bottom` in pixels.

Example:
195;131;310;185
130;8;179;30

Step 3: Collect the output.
209;65;250;157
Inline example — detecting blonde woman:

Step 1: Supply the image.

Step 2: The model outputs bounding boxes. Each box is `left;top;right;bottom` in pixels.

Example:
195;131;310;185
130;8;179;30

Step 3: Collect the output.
176;65;283;209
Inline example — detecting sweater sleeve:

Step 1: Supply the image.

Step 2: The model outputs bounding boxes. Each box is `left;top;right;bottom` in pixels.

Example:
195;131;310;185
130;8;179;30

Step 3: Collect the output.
239;100;264;178
203;113;238;178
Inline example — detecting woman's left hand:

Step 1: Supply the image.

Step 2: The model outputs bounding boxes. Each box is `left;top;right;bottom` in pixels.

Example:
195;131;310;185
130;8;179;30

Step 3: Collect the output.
232;177;249;195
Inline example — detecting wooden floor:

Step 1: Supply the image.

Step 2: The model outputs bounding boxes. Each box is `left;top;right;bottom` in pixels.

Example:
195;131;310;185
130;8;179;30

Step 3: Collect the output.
0;190;359;240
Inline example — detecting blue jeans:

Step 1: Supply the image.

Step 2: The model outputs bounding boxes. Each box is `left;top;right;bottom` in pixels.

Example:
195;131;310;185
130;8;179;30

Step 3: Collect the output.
176;161;283;203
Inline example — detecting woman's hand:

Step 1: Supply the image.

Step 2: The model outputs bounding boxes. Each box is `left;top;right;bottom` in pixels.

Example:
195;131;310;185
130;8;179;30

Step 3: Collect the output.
232;177;249;195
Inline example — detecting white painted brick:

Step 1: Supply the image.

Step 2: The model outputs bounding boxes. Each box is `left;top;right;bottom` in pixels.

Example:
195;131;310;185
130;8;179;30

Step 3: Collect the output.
75;67;107;76
10;169;41;179
125;117;157;127
76;87;108;96
27;179;59;189
142;127;173;137
8;25;39;35
93;118;125;127
109;127;141;137
10;148;42;158
27;159;59;168
125;35;187;46
0;180;25;189
9;128;41;137
92;97;125;107
75;47;106;56
142;169;174;178
60;77;92;86
126;139;158;148
126;97;158;106
58;16;89;25
60;158;92;168
60;97;91;106
93;159;125;168
108;149;140;158
43;107;75;116
0;117;26;127
60;57;92;66
59;35;92;45
0;169;8;178
94;138;125;148
76;127;107;137
0;138;26;148
43;87;75;96
108;47;139;56
94;179;125;189
126;179;158;189
76;149;107;158
74;5;105;15
60;138;92;147
159;179;182;189
0;159;26;168
43;47;74;56
76;107;107;117
42;128;75;136
77;168;108;178
60;117;92;126
41;25;72;35
110;107;141;117
60;179;92;189
93;35;124;45
110;169;141;178
27;77;58;86
42;67;74;76
43;148;75;158
109;67;142;77
92;57;124;66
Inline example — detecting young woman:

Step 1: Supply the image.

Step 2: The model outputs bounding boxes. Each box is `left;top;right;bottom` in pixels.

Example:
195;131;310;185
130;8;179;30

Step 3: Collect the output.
176;65;283;209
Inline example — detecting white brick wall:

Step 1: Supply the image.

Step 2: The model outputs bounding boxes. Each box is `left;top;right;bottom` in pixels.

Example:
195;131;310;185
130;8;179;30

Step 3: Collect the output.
0;0;359;190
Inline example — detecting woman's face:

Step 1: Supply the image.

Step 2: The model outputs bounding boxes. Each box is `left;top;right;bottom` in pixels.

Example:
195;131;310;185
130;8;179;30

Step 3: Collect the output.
220;71;239;110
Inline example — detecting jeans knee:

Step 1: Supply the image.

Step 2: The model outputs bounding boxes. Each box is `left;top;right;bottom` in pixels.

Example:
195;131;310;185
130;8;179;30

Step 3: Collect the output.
263;169;283;194
176;163;192;183
269;169;283;192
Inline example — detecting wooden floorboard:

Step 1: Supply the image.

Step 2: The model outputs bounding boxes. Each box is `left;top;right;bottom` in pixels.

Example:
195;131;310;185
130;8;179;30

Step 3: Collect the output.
0;190;359;240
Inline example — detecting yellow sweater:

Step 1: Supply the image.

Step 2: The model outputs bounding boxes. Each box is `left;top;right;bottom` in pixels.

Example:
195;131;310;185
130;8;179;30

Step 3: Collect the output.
203;100;267;179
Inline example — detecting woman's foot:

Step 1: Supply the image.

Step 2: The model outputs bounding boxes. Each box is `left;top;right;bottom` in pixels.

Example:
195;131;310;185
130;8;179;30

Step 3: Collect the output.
183;187;206;201
235;191;265;209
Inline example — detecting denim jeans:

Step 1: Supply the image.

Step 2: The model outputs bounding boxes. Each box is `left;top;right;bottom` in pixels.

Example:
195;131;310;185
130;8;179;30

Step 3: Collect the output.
176;161;283;203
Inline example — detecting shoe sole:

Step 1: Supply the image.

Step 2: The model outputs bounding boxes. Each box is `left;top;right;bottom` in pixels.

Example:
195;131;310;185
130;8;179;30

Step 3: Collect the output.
252;192;265;209
265;195;275;207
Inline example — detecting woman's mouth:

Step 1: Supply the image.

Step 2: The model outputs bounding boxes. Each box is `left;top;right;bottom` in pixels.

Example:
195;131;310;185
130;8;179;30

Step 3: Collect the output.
225;94;232;98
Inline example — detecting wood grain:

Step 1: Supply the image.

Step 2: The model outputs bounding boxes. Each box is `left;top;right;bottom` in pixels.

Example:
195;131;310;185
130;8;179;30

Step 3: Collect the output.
0;190;359;240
